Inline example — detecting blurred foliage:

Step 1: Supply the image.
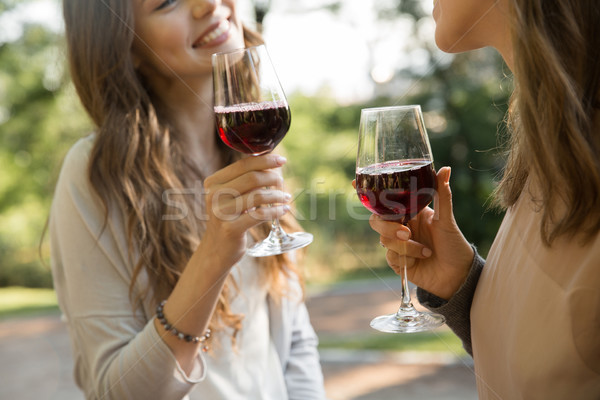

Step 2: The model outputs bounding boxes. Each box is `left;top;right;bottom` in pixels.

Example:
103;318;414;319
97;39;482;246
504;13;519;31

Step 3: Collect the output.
0;0;509;288
0;286;58;319
318;330;467;354
282;0;510;282
0;2;92;288
0;0;19;13
284;49;509;281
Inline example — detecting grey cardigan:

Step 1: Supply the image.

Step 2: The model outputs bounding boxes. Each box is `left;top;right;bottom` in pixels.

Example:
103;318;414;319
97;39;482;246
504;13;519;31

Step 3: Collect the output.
416;247;485;356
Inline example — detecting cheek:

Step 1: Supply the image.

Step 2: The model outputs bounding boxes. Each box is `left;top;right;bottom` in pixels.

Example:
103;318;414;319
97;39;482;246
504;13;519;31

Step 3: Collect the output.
433;3;458;52
135;24;183;58
148;32;188;64
432;3;484;53
154;29;187;52
432;1;441;21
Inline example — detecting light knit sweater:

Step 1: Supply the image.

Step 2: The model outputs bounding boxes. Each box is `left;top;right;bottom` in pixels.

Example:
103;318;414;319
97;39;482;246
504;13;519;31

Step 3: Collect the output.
418;179;600;399
49;136;326;400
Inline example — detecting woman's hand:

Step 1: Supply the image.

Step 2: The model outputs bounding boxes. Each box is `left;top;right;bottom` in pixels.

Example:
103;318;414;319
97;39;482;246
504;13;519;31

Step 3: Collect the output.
368;167;474;300
157;154;291;370
199;154;291;269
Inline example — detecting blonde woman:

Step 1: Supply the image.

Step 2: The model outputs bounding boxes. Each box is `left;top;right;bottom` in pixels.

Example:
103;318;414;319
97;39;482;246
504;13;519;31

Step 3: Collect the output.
50;0;325;399
368;0;600;398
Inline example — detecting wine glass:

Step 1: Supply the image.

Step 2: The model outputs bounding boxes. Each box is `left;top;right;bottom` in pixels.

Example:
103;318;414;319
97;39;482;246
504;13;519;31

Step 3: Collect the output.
212;44;313;257
355;105;445;333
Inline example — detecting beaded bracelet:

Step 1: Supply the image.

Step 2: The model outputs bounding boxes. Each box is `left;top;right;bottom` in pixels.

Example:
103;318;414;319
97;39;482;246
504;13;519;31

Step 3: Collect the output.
156;300;211;352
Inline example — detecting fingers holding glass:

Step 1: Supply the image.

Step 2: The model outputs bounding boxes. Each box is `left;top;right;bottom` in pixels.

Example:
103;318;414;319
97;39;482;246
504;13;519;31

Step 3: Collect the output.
379;236;432;262
355;105;445;333
212;44;312;256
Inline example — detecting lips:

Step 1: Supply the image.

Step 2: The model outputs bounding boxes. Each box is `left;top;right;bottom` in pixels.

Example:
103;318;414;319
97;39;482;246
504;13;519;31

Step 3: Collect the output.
193;19;230;48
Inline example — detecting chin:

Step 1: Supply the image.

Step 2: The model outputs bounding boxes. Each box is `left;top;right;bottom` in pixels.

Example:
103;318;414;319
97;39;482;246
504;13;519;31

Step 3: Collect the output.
434;30;479;54
434;33;457;53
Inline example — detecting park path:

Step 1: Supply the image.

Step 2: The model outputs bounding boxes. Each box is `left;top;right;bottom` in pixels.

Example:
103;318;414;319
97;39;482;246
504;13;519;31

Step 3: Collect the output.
306;279;476;400
0;280;477;400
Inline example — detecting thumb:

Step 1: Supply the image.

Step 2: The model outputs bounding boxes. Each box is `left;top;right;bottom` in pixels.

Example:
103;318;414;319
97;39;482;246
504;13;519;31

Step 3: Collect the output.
434;167;453;222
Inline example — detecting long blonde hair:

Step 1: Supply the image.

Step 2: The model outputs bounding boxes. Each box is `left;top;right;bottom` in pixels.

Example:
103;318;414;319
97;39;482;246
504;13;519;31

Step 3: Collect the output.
496;0;600;244
63;0;304;340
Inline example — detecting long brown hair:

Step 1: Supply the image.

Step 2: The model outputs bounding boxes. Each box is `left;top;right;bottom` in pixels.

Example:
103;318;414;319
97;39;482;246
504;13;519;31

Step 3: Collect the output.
63;0;304;340
495;0;600;244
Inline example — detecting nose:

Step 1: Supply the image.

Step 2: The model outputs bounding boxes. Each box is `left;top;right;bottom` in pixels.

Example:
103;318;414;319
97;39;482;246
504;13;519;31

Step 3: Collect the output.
191;0;219;19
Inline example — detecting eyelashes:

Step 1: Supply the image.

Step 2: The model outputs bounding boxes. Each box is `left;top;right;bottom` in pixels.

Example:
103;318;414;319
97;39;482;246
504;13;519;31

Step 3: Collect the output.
154;0;176;12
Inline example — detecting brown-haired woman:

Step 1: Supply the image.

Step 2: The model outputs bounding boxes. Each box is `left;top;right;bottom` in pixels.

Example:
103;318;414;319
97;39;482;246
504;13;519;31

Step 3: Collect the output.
368;0;600;398
50;0;326;399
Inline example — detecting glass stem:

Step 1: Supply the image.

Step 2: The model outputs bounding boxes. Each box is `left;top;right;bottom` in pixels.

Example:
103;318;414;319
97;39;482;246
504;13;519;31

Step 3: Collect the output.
269;218;287;243
399;232;414;311
266;188;287;243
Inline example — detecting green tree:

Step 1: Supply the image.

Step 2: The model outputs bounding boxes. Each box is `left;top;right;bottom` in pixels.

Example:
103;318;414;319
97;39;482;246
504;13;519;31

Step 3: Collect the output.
0;0;510;288
281;1;510;281
0;1;91;287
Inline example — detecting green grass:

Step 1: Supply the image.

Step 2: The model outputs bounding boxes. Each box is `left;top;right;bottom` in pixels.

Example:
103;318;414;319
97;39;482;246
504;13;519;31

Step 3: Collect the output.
0;286;466;355
0;287;59;319
319;330;467;355
335;265;398;282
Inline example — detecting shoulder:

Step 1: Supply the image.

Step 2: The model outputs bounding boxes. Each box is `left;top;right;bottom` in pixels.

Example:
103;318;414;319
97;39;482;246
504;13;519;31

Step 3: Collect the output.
52;134;103;218
57;134;95;186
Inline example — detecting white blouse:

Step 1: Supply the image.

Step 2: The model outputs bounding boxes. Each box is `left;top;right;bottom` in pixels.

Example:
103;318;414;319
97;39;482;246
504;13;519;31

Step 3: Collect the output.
199;259;287;399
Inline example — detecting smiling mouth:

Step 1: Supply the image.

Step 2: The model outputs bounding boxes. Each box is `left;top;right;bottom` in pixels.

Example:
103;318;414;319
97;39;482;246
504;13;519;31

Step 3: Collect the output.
194;20;230;48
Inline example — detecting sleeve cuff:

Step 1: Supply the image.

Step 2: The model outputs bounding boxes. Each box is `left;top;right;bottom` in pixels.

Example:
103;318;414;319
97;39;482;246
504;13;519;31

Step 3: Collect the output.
416;244;485;355
417;246;484;310
149;318;207;384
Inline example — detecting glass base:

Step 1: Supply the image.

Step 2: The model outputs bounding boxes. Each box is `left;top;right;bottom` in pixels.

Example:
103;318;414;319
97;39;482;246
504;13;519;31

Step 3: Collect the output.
247;231;313;257
370;306;446;333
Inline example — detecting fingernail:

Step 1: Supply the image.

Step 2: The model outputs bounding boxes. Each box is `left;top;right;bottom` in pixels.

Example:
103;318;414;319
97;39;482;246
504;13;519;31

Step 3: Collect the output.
396;231;409;240
276;155;287;165
422;248;432;257
284;192;292;201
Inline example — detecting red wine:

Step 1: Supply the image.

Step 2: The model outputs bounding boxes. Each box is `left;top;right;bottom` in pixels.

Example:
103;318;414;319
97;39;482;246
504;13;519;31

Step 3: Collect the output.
214;101;291;155
356;160;437;223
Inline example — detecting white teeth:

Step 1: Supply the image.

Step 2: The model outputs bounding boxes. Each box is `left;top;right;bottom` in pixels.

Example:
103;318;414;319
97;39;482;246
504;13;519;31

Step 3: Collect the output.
197;20;230;47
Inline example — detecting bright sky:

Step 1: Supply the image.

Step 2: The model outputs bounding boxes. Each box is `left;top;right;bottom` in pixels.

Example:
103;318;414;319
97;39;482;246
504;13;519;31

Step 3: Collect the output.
260;0;436;103
2;0;436;103
262;3;375;102
0;0;63;42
